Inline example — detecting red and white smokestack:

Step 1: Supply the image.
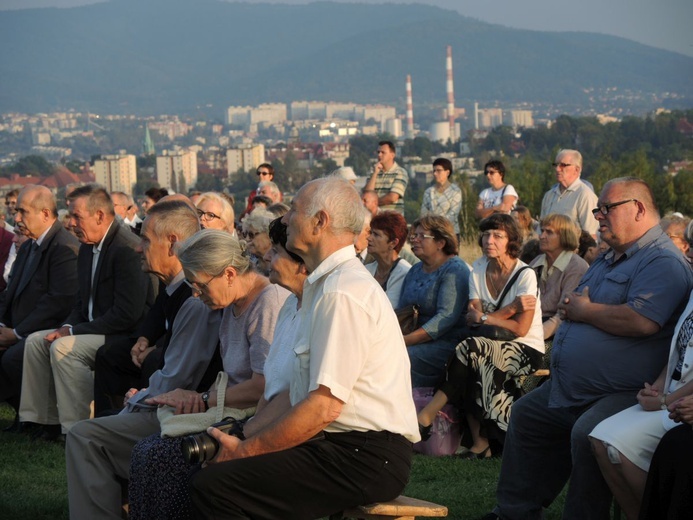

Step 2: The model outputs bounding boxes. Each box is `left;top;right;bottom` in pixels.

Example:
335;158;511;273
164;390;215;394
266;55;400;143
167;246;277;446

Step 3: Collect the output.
406;74;414;139
446;45;456;142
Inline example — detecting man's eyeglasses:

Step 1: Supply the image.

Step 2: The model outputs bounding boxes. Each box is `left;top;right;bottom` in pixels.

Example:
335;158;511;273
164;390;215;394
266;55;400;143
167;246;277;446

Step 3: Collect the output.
591;199;638;217
5;200;16;206
196;210;221;222
256;171;271;177
552;162;573;169
409;232;436;241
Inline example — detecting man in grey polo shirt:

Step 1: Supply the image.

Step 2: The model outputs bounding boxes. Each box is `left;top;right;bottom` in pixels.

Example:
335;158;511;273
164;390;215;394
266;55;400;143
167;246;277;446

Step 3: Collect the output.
485;177;693;520
540;149;598;237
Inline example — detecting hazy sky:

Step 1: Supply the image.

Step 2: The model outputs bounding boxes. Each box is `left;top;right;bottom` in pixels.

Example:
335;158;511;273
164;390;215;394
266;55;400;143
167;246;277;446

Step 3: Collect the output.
2;0;691;57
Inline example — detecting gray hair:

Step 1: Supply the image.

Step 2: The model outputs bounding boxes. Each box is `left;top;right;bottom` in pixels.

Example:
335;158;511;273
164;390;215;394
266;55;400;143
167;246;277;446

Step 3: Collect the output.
303;177;364;235
176;229;250;277
146;200;200;241
196;191;235;229
556;149;583;169
68;183;115;216
242;207;274;234
259;181;280;193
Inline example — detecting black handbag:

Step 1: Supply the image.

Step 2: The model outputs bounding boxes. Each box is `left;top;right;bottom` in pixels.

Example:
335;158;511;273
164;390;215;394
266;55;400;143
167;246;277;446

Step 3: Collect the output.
468;266;532;341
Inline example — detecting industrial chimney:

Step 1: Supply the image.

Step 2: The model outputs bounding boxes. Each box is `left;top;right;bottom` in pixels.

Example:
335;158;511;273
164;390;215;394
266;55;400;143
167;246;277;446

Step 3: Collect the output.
446;45;456;142
406;74;414;139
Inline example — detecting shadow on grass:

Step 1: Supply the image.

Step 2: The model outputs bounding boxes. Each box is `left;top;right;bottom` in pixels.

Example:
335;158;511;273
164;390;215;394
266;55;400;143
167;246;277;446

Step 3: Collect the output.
0;403;569;520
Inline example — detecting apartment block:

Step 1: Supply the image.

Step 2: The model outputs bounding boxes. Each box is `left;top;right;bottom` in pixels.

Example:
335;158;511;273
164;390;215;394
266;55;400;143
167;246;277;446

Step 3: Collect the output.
226;144;266;177
156;149;198;192
93;154;137;194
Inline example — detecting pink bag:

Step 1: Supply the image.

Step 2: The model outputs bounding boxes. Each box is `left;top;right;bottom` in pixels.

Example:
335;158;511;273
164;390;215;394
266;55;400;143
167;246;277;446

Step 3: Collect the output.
412;387;462;456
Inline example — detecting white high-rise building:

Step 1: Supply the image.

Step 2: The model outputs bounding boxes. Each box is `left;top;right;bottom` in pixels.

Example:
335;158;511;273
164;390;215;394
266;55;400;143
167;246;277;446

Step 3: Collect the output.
227;144;266;177
93;154;137;194
477;108;503;129
505;110;534;128
156;149;198;192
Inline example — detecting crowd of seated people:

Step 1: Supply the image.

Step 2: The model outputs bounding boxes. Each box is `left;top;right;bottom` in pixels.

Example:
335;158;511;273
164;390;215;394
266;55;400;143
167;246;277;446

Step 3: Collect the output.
3;149;693;520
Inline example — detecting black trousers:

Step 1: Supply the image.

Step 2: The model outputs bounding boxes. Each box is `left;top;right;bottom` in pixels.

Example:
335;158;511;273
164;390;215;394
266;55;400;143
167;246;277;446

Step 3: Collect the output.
639;424;693;520
93;338;163;415
190;430;413;520
0;338;26;412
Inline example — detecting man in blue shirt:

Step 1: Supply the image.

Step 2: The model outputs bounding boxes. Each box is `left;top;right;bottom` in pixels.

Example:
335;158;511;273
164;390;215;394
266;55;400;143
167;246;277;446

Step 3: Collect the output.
485;177;693;520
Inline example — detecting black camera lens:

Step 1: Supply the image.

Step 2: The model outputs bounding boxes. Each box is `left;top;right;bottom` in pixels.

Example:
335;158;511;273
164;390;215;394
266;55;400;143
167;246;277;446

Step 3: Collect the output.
181;432;220;465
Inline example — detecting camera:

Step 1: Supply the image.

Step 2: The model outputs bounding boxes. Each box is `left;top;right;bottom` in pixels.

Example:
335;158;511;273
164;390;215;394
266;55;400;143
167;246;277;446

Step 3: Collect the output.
180;417;245;465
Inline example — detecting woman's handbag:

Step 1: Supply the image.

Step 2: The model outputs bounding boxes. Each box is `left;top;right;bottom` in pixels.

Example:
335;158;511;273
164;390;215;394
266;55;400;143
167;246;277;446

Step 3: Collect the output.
395;304;419;335
157;371;255;438
468;266;532;341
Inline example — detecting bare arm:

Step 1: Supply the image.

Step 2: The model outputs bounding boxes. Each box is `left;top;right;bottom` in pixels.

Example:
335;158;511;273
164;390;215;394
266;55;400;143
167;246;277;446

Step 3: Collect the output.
558;286;660;337
243;390;292;438
403;327;433;346
378;192;401;206
467;296;536;337
208;384;343;463
475;195;517;219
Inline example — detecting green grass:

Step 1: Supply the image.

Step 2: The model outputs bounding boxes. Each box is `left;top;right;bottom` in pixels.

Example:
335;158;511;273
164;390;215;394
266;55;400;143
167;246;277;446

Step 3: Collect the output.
0;403;568;519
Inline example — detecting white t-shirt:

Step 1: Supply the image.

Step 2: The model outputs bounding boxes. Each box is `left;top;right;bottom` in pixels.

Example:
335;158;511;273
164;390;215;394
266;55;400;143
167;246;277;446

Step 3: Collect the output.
290;246;420;442
479;184;518;211
469;256;544;353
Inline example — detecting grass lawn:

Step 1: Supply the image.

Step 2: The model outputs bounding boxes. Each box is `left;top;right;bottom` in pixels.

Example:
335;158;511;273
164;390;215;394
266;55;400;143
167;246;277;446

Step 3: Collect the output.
0;403;571;520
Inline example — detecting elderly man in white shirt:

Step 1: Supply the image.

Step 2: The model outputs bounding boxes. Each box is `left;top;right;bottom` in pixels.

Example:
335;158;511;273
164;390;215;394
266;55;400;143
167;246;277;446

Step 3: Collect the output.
540;149;598;237
189;176;420;519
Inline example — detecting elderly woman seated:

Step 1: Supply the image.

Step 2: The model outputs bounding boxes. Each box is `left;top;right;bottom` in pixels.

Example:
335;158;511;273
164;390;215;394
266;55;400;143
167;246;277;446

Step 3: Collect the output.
241;208;274;275
529;213;589;339
194;192;235;234
364;211;411;308
398;215;470;388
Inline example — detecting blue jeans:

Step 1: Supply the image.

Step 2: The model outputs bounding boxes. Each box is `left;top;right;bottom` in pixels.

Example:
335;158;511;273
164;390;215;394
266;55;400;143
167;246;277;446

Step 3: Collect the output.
493;380;637;520
408;339;457;388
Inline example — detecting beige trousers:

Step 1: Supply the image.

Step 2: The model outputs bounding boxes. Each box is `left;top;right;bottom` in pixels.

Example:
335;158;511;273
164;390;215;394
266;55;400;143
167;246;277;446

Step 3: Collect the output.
19;329;105;432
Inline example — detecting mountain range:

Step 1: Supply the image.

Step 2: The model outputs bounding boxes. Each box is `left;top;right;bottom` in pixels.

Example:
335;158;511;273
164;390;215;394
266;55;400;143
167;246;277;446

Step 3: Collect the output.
1;0;692;115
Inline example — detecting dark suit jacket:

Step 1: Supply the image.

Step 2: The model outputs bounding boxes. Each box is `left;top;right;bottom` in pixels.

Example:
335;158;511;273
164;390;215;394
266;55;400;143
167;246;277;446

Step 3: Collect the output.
65;220;153;338
0;220;79;337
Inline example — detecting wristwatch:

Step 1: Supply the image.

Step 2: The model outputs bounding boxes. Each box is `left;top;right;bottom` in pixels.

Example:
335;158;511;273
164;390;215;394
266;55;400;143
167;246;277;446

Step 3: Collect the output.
201;391;210;411
660;393;668;410
480;314;488;323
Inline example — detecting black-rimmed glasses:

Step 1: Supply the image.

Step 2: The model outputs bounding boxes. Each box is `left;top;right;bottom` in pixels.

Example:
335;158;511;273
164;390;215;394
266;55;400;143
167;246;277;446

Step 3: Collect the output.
591;199;638;217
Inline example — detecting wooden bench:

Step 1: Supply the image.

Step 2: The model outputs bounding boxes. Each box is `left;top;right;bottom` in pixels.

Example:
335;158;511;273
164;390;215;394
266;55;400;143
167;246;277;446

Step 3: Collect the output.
332;495;448;519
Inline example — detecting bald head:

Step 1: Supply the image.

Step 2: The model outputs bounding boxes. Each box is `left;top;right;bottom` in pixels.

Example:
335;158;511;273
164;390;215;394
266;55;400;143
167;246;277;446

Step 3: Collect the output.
16;185;58;239
596;177;660;253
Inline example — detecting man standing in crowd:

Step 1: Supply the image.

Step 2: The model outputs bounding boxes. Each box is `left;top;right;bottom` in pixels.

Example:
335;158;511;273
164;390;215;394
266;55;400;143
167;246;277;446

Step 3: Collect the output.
364;140;409;215
540;149;598;236
189;177;420;519
484;178;693;520
66;200;221;518
0;186;79;430
19;184;153;439
257;181;282;204
244;163;276;215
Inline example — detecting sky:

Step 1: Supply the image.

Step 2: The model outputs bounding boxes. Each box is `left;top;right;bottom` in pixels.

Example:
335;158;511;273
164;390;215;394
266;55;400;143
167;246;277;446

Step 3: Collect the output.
1;0;691;57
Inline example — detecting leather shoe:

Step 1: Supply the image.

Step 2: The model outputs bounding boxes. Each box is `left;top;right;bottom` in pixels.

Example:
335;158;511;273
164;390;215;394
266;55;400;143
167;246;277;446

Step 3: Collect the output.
30;424;62;442
457;445;491;460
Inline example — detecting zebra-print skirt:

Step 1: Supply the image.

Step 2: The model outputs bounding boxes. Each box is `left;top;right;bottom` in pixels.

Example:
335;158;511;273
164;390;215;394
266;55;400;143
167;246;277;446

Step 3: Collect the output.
439;337;542;434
